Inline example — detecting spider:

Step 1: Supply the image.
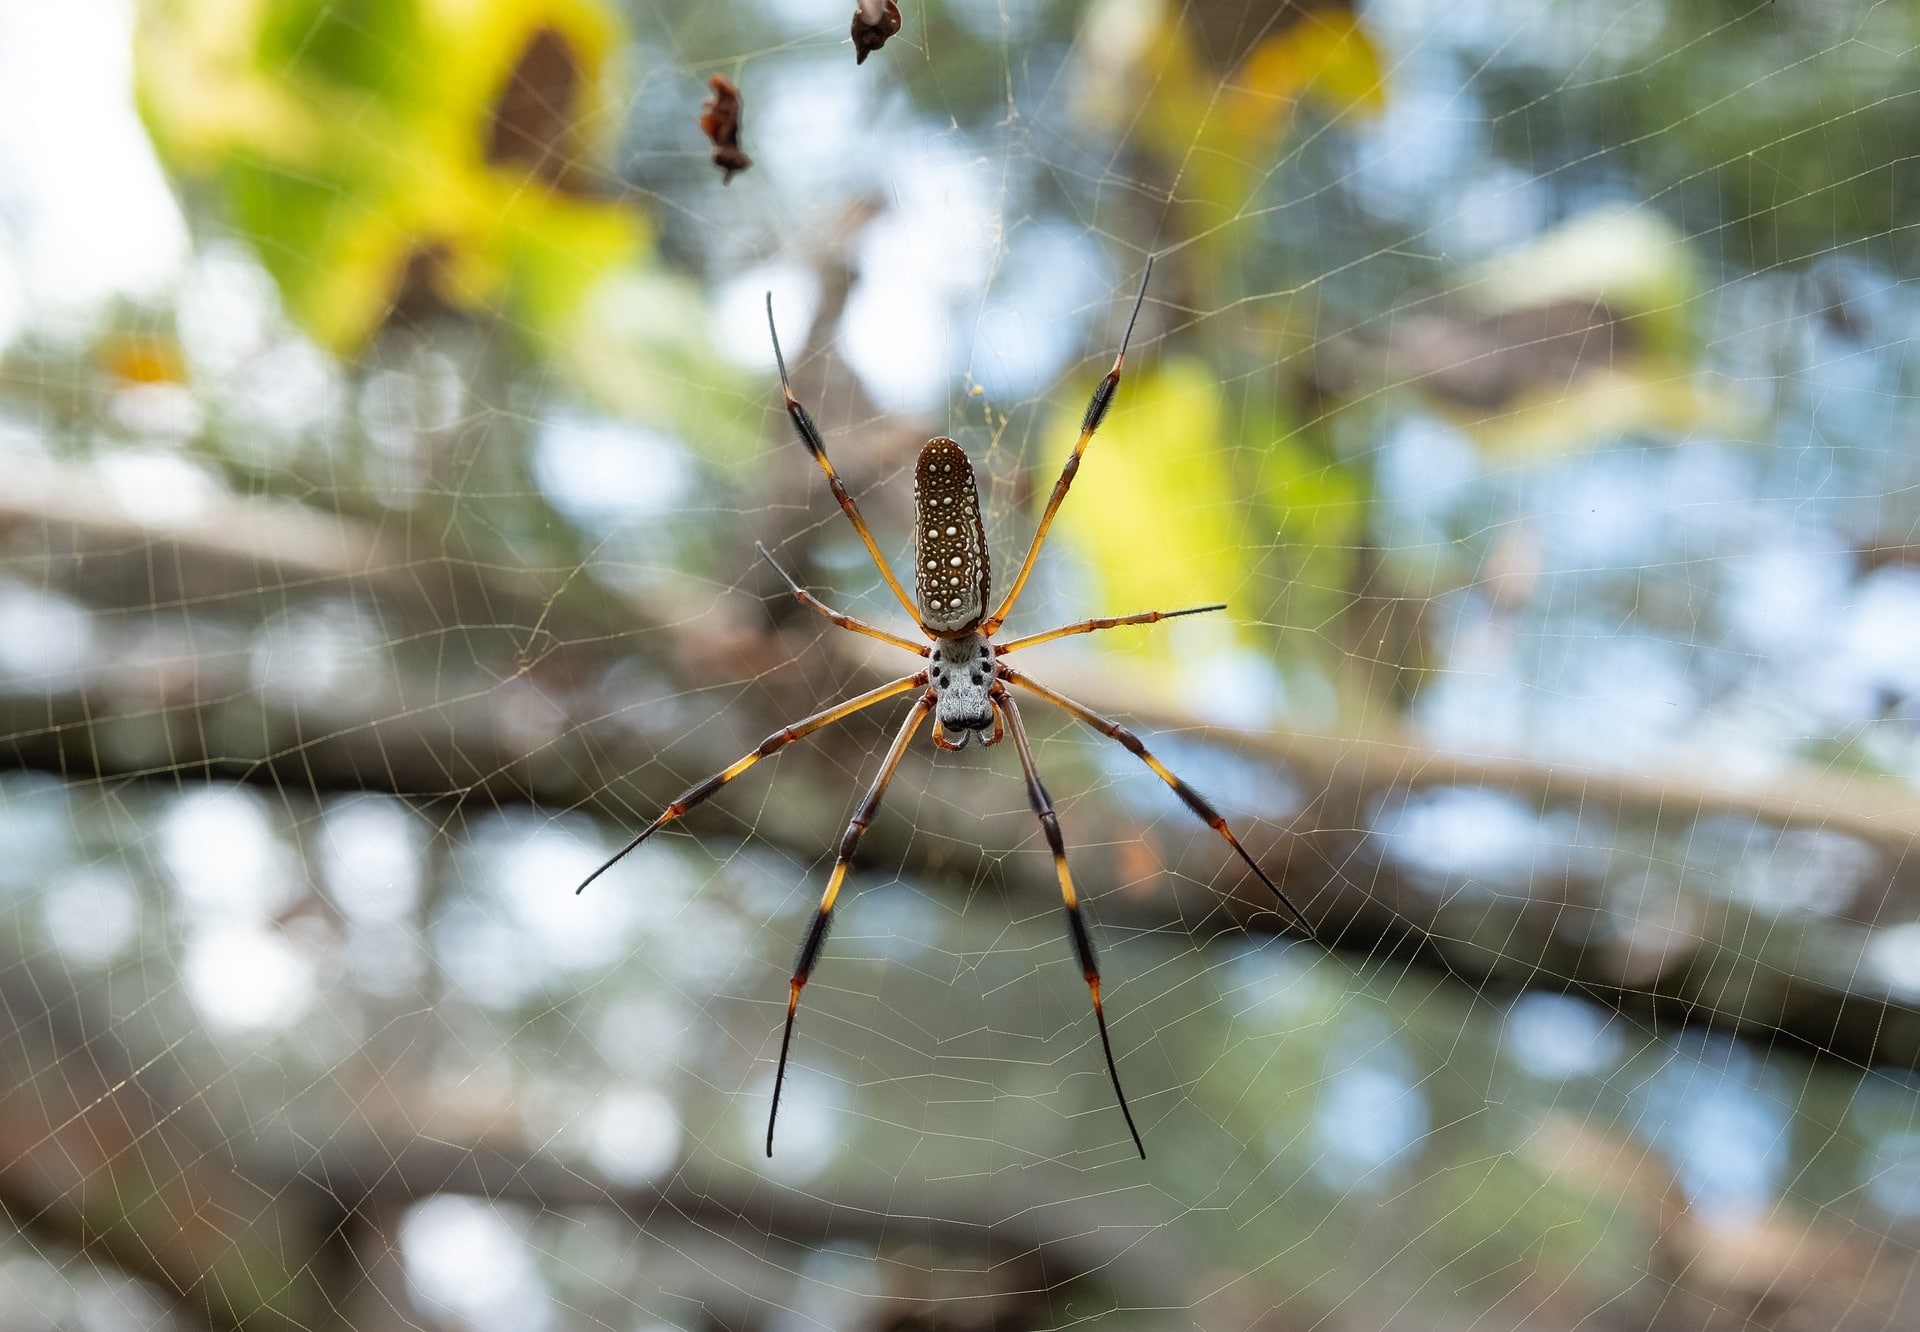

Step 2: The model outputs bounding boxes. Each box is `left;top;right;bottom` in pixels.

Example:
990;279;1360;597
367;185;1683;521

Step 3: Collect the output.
578;257;1311;1158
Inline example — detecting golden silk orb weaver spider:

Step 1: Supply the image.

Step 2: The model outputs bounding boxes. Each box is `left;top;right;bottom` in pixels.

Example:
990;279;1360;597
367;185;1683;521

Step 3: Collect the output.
577;256;1312;1158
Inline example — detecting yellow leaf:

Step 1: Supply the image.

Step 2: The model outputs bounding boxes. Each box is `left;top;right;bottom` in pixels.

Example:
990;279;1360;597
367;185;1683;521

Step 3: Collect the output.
1462;206;1699;358
1050;359;1251;652
1466;366;1750;461
137;0;647;354
1077;0;1386;161
1229;9;1388;139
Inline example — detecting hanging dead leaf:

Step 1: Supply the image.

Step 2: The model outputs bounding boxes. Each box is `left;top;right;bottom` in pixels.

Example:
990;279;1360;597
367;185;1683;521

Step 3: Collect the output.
851;1;901;65
699;74;751;184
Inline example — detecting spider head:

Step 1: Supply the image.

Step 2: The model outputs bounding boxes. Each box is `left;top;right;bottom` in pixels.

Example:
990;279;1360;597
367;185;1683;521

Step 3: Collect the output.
934;701;996;749
929;632;998;748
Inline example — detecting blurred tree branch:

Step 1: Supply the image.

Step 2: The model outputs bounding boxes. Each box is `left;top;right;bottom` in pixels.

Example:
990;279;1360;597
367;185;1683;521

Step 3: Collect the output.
6;461;1920;1076
4;941;1916;1332
0;947;1119;1332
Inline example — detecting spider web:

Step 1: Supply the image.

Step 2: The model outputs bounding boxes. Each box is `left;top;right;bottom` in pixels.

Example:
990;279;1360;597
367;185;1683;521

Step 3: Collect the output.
2;0;1919;1327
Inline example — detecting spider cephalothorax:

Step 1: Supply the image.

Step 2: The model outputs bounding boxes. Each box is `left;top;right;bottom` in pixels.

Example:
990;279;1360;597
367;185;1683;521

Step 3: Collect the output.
926;631;996;748
577;256;1313;1159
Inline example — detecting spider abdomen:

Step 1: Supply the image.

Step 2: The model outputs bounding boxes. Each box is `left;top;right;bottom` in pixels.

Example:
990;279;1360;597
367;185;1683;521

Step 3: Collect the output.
912;437;989;634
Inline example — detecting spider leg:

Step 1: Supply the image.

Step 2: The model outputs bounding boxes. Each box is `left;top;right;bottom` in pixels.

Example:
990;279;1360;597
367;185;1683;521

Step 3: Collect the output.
769;692;934;1156
994;684;1146;1160
983;256;1155;635
756;542;928;655
995;603;1225;655
766;294;921;622
999;665;1312;934
576;672;927;895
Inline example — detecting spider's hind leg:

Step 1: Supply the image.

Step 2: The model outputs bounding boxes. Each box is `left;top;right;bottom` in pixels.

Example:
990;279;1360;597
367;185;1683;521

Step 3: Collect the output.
983;256;1155;635
765;294;920;622
757;542;929;655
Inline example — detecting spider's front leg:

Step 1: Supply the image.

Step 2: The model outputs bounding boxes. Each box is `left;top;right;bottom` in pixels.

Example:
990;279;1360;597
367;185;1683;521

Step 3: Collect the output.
998;664;1312;933
993;683;1146;1159
575;672;927;896
769;692;934;1156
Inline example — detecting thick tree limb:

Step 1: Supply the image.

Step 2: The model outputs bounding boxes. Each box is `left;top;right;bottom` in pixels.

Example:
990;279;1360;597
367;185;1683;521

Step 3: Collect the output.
7;467;1920;1073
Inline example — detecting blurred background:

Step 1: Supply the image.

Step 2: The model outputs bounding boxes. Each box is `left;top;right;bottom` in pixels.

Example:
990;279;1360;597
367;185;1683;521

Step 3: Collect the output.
2;0;1919;1327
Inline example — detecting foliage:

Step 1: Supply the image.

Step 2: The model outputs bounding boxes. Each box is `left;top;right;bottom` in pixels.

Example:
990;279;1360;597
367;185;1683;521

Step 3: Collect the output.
136;0;645;353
